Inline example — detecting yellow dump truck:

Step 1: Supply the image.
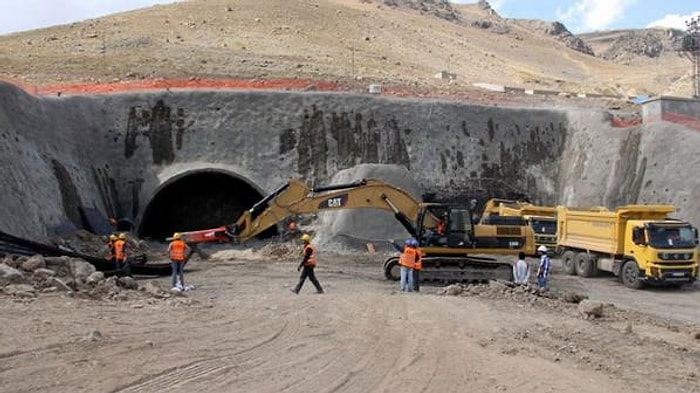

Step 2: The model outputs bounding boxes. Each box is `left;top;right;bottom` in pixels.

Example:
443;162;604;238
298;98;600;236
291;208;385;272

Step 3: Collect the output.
557;205;698;288
481;199;557;249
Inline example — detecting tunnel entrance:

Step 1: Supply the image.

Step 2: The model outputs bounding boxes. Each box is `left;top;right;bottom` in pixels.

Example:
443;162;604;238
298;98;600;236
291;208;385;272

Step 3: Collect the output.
139;171;277;240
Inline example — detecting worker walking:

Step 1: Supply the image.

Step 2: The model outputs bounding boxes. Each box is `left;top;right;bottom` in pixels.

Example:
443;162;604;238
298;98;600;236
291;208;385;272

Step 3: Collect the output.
113;233;131;277
536;245;551;290
412;239;422;292
168;232;189;291
513;251;530;285
291;234;324;294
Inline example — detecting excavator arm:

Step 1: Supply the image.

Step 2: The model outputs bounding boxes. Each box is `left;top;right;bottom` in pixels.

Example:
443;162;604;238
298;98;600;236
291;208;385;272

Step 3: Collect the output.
177;178;423;244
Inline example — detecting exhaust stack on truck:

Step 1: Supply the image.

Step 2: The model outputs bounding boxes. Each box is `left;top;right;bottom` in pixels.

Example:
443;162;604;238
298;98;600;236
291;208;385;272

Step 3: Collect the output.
556;205;698;288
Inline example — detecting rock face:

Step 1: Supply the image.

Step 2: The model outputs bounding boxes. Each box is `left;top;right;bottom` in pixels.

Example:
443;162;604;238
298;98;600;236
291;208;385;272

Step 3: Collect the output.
516;20;594;56
1;82;700;247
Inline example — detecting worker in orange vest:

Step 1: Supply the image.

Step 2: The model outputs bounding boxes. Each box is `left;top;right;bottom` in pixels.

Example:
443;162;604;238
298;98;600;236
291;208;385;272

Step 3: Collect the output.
391;238;418;292
168;232;190;291
412;239;423;292
291;234;323;294
113;233;130;276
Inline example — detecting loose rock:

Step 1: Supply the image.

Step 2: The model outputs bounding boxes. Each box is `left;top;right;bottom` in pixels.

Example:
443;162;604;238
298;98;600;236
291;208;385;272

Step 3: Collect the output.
578;300;604;319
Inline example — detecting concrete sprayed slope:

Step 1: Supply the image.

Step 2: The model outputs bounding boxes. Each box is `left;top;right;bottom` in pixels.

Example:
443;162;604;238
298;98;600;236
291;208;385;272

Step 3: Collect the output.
562;111;700;228
2;83;699;242
312;164;423;252
0;83;115;239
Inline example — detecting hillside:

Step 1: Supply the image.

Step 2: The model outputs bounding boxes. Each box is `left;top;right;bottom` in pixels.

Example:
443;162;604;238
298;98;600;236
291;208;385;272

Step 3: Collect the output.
0;0;694;97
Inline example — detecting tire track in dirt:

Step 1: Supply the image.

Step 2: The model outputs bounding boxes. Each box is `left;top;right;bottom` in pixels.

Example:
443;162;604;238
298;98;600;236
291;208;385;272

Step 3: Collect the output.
111;302;310;393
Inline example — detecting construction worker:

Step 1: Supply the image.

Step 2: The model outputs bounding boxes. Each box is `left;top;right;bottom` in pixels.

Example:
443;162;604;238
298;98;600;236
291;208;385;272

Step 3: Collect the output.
390;238;418;292
412;239;422;292
168;232;189;291
291;234;323;294
513;251;530;285
106;234;118;265
113;233;130;276
536;245;551;290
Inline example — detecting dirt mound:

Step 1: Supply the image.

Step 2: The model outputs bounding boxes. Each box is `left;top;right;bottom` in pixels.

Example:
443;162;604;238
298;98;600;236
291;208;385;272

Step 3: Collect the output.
256;241;301;260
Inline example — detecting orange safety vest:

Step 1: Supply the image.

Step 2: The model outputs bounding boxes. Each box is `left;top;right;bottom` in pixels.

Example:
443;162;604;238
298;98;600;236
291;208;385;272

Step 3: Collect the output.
169;239;187;262
114;239;126;261
414;248;423;271
303;244;317;268
436;220;446;236
399;246;417;269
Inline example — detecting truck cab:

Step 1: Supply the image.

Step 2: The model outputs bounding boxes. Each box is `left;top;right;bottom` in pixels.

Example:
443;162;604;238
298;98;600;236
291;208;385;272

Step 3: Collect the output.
628;220;699;284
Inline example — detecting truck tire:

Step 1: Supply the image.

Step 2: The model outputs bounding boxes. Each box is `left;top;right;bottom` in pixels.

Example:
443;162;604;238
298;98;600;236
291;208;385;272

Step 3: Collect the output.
383;257;400;281
561;250;576;275
575;252;598;277
621;260;644;289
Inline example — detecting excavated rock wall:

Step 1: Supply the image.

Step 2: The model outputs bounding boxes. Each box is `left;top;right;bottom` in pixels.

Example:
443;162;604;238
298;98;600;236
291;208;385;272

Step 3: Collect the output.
1;81;698;241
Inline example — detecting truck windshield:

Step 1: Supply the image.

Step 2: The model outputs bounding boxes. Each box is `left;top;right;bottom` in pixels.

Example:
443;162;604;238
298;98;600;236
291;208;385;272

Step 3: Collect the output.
647;226;696;249
530;219;557;235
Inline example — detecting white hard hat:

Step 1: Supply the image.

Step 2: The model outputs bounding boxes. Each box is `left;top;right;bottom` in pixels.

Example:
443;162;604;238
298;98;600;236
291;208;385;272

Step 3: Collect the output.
537;245;548;253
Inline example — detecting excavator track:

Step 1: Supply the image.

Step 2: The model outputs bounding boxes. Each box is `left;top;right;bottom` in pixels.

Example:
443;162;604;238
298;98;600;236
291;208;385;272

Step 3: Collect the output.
383;256;513;283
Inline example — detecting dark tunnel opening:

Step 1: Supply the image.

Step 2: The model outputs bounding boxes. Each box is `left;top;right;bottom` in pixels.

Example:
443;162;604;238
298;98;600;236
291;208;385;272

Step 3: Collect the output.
138;171;278;240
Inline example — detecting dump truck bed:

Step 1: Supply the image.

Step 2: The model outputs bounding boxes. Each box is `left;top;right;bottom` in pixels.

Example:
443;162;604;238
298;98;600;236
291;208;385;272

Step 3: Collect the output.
557;205;675;255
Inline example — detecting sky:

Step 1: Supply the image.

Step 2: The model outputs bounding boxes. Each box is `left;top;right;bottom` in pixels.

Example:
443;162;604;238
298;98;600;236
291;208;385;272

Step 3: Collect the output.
0;0;698;35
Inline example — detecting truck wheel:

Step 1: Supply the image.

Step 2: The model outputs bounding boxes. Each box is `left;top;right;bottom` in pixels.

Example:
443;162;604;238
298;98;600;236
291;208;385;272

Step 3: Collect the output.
383;257;400;281
621;260;644;289
575;253;598;277
561;251;576;275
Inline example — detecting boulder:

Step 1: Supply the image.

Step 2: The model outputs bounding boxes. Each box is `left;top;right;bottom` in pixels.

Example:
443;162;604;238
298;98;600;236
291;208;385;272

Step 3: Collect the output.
4;283;36;296
142;281;168;298
117;276;138;290
0;263;26;284
86;271;105;285
444;284;463;296
69;259;96;282
34;268;57;278
578;300;604;319
21;255;46;272
44;256;71;276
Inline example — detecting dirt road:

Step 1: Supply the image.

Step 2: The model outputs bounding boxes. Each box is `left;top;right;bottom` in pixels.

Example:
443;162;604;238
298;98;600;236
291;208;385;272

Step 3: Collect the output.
1;253;699;393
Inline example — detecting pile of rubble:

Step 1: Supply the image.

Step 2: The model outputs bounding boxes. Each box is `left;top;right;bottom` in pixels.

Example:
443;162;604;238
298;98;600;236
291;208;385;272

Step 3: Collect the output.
257;241;301;259
50;230;160;261
438;281;605;317
0;254;179;301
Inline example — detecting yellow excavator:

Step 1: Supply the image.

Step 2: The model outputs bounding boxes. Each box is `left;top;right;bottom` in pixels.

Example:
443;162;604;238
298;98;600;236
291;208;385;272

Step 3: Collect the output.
177;178;536;282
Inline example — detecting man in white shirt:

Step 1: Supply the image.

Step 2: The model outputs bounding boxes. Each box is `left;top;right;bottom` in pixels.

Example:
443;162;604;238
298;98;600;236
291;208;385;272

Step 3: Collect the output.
513;251;530;285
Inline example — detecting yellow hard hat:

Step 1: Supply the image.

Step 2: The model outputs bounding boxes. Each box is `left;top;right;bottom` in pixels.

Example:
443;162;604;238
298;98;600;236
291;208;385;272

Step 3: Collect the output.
109;234;118;241
301;234;311;242
173;232;182;240
118;233;127;240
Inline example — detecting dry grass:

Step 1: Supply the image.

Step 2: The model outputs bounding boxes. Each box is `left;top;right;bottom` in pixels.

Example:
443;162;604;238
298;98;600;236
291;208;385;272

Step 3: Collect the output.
0;0;692;97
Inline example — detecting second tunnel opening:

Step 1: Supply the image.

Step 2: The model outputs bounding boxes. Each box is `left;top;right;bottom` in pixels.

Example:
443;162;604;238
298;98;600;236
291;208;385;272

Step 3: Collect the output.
138;171;278;240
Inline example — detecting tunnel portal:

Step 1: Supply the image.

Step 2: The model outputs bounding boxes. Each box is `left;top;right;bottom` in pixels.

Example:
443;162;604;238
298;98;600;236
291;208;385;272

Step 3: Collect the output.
139;171;276;240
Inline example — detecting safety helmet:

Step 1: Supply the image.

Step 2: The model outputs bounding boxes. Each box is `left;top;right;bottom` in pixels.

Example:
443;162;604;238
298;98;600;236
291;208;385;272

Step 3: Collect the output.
173;232;182;240
301;234;312;242
109;234;117;241
410;238;419;247
118;233;127;240
537;245;548;253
